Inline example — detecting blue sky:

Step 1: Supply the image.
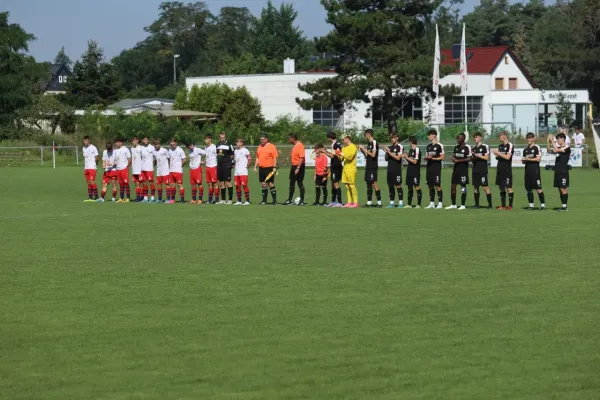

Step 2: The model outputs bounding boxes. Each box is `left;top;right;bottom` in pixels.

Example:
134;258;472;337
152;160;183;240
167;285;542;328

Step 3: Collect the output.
5;0;480;62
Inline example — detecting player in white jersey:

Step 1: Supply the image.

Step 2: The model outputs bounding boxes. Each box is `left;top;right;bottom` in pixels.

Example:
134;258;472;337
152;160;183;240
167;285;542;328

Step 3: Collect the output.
153;138;170;203
204;134;219;203
167;138;187;204
82;135;99;202
114;138;131;202
99;141;118;202
140;136;156;202
130;136;144;202
187;142;206;204
234;138;251;205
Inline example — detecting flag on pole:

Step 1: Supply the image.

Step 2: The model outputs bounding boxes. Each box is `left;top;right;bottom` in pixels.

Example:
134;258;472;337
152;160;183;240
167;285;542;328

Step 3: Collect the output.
460;23;468;94
52;140;56;169
432;24;440;96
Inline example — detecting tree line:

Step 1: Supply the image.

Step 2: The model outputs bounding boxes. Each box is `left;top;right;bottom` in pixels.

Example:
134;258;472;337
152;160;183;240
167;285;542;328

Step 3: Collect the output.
1;0;599;141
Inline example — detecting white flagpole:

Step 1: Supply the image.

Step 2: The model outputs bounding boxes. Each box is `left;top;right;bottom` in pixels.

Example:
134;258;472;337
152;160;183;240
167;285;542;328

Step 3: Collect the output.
52;141;56;169
432;24;440;129
460;23;468;140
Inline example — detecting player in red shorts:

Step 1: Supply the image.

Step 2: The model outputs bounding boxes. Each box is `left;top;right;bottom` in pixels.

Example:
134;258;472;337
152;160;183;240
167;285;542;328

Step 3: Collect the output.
233;138;251;205
98;142;118;202
82;135;99;202
187;142;206;204
204;134;219;204
140;136;155;202
153;138;170;203
114;138;131;202
167;138;187;204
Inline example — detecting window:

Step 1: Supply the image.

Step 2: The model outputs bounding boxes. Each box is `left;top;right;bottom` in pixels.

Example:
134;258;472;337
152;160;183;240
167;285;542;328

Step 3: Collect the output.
444;96;482;124
313;105;341;128
495;78;504;90
504;55;509;65
509;78;517;90
58;75;68;83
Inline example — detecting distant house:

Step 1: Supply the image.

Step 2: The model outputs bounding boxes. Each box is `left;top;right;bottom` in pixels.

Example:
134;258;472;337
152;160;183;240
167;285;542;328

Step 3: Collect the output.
44;64;73;94
107;98;175;113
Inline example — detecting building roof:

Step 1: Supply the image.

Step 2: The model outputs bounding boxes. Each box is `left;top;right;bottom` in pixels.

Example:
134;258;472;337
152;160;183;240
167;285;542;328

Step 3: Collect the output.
130;109;219;119
108;98;175;109
441;46;536;87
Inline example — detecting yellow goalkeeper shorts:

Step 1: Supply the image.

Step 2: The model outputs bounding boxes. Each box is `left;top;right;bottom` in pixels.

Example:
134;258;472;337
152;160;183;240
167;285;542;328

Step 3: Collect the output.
342;167;356;185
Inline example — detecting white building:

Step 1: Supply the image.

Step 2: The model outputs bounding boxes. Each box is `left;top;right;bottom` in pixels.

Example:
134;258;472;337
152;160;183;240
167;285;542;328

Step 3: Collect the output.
186;48;591;135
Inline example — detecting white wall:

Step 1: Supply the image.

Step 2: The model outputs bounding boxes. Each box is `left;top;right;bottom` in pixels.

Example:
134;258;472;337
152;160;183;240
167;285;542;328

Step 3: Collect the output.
491;53;533;90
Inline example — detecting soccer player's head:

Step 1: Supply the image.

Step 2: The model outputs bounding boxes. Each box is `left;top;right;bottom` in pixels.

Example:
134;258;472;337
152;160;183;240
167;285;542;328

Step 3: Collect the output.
219;131;226;142
576;126;581;132
236;138;244;148
343;135;352;145
314;143;324;153
473;132;482;144
105;141;113;151
153;138;161;150
390;133;399;144
498;131;508;142
260;134;269;145
186;142;194;150
115;138;123;148
288;133;298;144
427;129;437;141
556;133;567;144
327;131;336;142
170;138;177;149
526;132;535;143
409;136;418;146
456;133;465;145
131;136;139;146
142;136;149;145
364;129;374;141
83;136;91;146
204;134;212;145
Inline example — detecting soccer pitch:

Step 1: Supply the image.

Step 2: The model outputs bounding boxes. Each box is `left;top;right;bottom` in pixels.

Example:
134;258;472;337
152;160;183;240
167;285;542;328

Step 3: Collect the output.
1;167;599;399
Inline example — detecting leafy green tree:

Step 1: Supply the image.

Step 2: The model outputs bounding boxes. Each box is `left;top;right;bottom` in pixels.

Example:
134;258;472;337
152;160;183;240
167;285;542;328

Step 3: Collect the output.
63;40;121;108
555;93;574;127
54;46;73;67
0;12;48;126
17;94;75;133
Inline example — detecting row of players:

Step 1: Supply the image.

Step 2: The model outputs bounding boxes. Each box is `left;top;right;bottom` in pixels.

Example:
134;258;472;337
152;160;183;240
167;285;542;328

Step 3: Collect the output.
79;129;572;210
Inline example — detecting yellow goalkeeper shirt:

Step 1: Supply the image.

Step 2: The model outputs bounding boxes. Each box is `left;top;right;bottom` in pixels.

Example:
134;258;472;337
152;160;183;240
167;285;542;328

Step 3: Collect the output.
342;143;358;168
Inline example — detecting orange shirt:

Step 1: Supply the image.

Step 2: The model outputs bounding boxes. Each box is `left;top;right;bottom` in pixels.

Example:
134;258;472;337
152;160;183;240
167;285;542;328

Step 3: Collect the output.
291;141;305;166
315;154;328;176
256;142;278;168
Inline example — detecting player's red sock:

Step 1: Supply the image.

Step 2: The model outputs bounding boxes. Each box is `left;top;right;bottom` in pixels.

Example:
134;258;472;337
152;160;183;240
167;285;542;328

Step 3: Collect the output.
150;183;155;198
208;187;213;202
119;186;125;199
157;186;163;201
236;187;242;202
136;187;141;200
87;184;92;199
101;189;107;199
125;185;131;199
198;186;204;201
179;188;185;201
244;187;250;202
91;184;98;199
112;189;117;198
142;186;147;198
192;186;197;201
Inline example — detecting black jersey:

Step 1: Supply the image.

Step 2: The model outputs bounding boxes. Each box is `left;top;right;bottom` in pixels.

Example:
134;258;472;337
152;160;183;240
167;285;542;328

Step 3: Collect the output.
365;140;378;169
426;143;444;168
452;144;471;173
216;140;234;166
555;145;571;173
385;143;403;172
471;143;489;174
496;142;514;171
330;141;342;168
406;147;421;175
522;144;542;174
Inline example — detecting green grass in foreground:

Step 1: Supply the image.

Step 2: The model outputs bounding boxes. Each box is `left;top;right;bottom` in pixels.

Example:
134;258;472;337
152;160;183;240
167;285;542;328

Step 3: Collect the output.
1;167;600;399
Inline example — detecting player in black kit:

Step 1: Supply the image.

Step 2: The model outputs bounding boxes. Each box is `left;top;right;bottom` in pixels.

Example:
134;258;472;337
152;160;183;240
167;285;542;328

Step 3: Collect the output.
425;130;444;209
359;129;382;207
323;131;344;206
383;133;404;208
405;136;422;208
521;132;545;210
471;132;493;208
216;131;235;203
446;133;470;210
492;131;515;210
548;132;571;211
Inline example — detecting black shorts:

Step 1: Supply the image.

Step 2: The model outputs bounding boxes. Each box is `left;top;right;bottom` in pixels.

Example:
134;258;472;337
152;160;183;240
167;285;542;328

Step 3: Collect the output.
315;175;327;186
289;165;305;183
330;166;343;183
406;173;420;187
554;173;569;188
495;170;513;189
451;169;469;185
259;167;275;183
217;165;232;181
525;171;542;191
472;172;488;187
426;168;441;186
365;168;378;183
387;170;402;186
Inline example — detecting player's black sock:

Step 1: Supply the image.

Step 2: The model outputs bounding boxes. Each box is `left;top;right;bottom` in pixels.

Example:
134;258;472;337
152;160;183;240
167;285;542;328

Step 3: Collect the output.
288;182;295;202
437;190;443;203
460;188;467;207
408;188;413;205
367;188;373;202
331;186;337;203
220;188;226;200
451;192;456;206
375;190;381;202
474;191;480;206
262;188;268;203
321;186;327;204
486;193;492;207
527;191;534;204
560;193;568;206
315;187;321;203
500;191;506;207
508;192;514;207
389;187;395;202
429;187;435;202
417;189;423;206
538;192;545;204
228;187;233;201
298;183;305;202
397;187;403;203
337;187;343;204
270;187;277;202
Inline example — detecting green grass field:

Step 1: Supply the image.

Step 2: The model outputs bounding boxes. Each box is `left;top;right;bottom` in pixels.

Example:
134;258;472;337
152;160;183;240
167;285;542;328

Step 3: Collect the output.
1;166;600;399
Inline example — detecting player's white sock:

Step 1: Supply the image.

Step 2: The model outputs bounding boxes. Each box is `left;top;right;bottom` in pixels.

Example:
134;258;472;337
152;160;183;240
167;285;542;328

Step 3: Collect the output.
151;196;155;201
377;200;382;205
399;201;403;206
529;203;534;207
541;203;545;207
144;196;148;200
562;204;567;208
367;201;372;205
389;201;394;205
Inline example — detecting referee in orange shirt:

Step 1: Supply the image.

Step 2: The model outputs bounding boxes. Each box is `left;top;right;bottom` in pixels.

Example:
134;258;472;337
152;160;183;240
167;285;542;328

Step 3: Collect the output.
284;133;306;205
254;133;279;205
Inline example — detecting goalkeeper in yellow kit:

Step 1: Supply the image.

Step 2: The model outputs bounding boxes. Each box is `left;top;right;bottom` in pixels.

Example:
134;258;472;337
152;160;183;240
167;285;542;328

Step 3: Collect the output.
341;135;359;208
